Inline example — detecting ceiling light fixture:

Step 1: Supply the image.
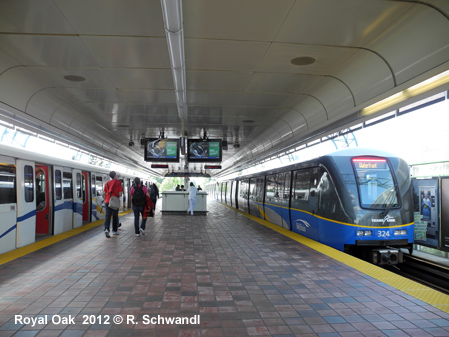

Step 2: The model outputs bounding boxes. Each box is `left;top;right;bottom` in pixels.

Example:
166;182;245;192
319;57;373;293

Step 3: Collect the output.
362;69;449;116
290;56;316;66
64;75;86;82
161;0;187;120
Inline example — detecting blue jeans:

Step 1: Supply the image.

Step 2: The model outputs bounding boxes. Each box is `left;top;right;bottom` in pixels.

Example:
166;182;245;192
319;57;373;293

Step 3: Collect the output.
132;205;147;234
104;204;119;232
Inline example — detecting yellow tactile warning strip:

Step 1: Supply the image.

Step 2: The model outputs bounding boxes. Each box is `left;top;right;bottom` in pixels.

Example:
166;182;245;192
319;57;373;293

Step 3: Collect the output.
226;204;449;314
0;209;133;266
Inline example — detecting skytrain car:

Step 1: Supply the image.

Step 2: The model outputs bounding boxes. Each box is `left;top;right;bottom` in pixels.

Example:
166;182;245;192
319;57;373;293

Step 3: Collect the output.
213;148;414;265
0;143;151;255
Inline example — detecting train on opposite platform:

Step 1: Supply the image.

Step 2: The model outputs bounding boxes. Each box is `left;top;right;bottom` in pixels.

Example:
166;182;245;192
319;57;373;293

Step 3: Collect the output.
208;148;414;265
0;143;153;255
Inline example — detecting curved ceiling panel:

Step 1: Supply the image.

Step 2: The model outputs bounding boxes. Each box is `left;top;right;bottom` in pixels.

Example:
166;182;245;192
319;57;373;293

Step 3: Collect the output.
291;96;328;131
280;110;308;136
0;67;50;111
368;6;449;85
334;50;395;106
268;119;293;144
26;89;70;124
50;104;81;132
310;77;354;120
0;0;448;178
0;50;20;75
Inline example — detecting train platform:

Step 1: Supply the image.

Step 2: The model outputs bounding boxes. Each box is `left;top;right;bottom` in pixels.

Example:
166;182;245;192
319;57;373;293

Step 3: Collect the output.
1;200;449;337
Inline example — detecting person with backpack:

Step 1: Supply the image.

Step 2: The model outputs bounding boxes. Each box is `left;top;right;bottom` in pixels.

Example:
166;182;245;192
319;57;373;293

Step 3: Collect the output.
103;171;123;238
131;177;150;237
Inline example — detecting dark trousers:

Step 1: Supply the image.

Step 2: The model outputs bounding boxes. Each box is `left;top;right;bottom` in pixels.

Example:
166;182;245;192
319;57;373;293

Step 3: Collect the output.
132;205;147;234
151;198;157;210
104;204;119;232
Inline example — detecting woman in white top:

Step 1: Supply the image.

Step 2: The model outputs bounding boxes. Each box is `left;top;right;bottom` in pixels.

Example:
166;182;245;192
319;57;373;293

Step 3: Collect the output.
187;182;198;215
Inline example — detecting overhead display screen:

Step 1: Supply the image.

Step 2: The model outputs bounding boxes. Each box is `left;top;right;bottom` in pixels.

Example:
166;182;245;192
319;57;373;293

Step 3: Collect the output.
144;138;180;163
187;139;222;162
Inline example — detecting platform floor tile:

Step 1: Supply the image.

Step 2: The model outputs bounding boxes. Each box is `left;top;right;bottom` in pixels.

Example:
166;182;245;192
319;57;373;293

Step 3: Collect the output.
0;200;449;336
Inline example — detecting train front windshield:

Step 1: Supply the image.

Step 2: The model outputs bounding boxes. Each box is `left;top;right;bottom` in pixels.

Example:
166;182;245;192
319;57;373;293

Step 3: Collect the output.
352;157;399;209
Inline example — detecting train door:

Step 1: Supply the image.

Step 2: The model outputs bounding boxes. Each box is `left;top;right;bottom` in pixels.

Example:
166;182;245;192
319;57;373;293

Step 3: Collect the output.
81;171;90;224
16;160;36;248
91;173;99;221
237;179;249;212
290;168;319;240
264;174;282;226
62;169;73;232
119;177;125;212
122;177;129;209
230;181;233;207
281;172;291;230
72;169;82;228
95;175;106;219
53;166;64;235
35;164;52;238
249;177;264;219
0;159;17;254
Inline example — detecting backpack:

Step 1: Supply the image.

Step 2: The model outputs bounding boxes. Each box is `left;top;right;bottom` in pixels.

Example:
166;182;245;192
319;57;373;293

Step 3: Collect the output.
133;185;145;206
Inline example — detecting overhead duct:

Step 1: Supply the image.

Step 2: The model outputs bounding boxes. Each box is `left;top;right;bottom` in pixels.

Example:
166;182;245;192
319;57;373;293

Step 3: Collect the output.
161;0;187;120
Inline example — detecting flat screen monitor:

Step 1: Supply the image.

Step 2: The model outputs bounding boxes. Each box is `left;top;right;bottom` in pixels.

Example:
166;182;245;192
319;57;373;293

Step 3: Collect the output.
144;138;180;163
187;139;222;162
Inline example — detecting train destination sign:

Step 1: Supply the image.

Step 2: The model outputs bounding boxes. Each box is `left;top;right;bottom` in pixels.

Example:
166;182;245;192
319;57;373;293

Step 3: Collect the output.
352;158;387;170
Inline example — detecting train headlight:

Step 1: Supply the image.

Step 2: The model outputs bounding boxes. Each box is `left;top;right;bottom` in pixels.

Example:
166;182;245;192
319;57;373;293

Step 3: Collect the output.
357;230;372;236
394;230;407;236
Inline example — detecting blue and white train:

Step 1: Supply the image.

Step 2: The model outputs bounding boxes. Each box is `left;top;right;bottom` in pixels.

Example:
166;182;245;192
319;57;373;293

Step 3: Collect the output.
0;144;153;255
209;148;414;265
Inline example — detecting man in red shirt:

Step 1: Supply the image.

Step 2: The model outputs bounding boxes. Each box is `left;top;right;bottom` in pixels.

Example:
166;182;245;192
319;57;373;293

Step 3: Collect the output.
103;171;123;238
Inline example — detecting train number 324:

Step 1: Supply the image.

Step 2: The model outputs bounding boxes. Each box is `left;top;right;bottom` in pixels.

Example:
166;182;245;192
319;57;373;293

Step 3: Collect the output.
377;231;390;238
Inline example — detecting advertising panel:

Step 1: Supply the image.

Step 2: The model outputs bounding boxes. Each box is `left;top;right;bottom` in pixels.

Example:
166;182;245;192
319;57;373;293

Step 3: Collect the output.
440;177;449;251
412;178;439;249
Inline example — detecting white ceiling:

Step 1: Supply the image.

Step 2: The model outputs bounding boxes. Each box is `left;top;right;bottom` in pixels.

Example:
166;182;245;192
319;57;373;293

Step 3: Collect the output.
0;0;448;177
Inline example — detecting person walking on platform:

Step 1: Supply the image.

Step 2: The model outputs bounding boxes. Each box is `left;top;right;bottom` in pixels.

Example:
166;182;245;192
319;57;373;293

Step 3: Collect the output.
131;177;150;237
187;182;198;215
150;182;159;211
103;171;123;238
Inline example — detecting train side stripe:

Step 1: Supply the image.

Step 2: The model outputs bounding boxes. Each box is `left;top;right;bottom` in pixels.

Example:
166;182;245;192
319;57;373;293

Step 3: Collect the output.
262;201;414;229
0;209;133;266
17;210;36;222
0;224;16;239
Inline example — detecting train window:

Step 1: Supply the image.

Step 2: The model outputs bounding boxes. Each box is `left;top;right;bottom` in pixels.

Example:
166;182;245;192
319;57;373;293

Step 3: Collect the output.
24;165;34;203
63;172;72;199
82;174;86;202
0;164;16;204
352;157;399;209
239;180;249;199
91;175;96;196
35;168;46;211
255;177;264;203
249;178;257;200
76;172;82;198
293;170;310;202
284;172;291;203
96;176;103;197
55;170;62;200
265;175;276;202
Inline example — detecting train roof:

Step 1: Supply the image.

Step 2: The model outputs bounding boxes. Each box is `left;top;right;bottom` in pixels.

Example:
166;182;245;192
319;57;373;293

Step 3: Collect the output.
227;147;405;181
323;147;400;159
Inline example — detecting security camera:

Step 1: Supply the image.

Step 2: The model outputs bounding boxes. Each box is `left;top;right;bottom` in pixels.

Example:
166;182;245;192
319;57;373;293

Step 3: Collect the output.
129;140;134;146
233;142;240;148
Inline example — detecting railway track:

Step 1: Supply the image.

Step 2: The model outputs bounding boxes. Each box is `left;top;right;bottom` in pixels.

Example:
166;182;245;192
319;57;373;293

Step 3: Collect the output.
385;254;449;295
